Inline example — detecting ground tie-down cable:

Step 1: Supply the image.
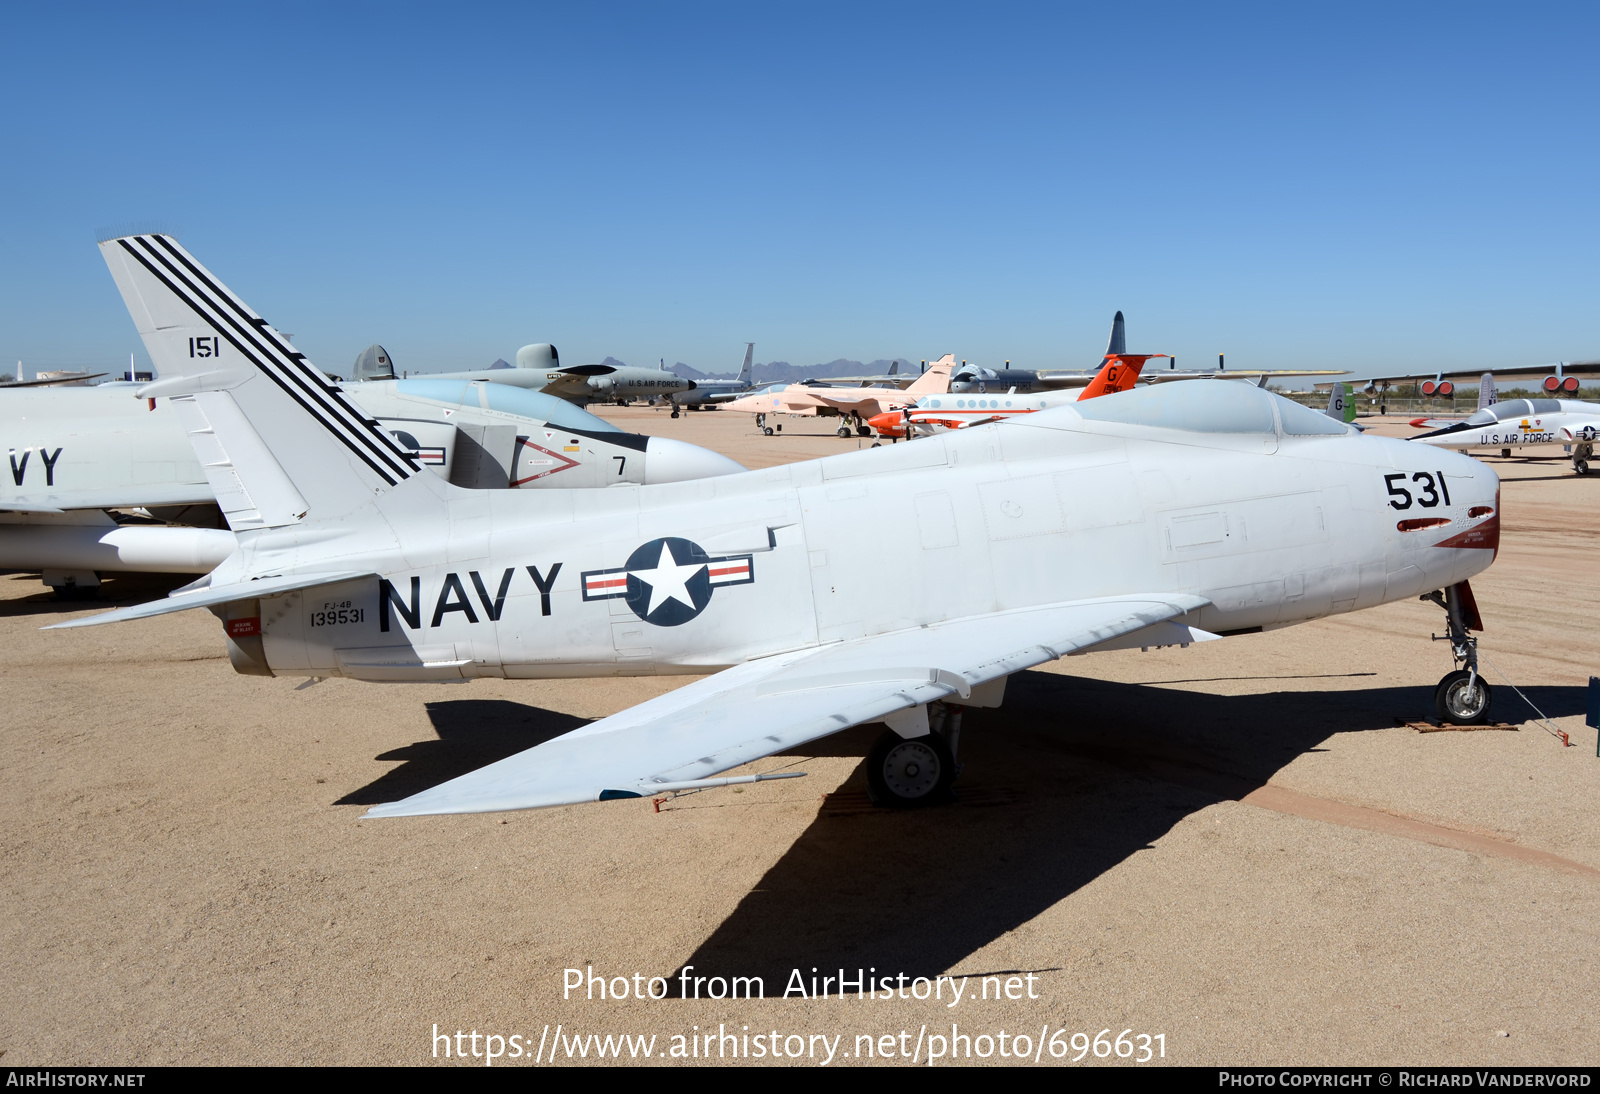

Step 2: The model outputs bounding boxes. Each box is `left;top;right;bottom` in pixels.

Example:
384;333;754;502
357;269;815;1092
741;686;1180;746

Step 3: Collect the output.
1477;650;1571;746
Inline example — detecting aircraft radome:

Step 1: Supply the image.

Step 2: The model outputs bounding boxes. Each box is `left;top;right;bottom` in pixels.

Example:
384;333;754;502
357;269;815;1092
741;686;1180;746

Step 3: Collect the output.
0;354;742;594
64;234;1504;818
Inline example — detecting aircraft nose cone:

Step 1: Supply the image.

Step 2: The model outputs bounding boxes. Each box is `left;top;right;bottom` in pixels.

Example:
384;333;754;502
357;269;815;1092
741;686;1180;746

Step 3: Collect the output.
867;411;902;435
643;437;747;484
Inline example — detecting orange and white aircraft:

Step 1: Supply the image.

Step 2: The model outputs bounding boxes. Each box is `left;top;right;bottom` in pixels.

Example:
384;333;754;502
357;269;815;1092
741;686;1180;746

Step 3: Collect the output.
720;354;955;437
868;352;1168;438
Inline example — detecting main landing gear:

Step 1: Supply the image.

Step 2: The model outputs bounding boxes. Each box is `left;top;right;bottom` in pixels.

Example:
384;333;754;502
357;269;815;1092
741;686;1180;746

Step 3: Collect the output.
866;702;963;808
1423;583;1492;725
1573;440;1592;475
836;414;873;439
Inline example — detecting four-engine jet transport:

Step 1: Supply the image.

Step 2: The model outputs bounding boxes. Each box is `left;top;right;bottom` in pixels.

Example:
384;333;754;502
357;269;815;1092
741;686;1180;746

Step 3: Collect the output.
65;235;1503;817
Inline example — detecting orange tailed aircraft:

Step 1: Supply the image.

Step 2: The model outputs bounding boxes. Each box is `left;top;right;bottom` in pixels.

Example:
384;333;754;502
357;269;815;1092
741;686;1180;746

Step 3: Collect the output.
868;352;1168;439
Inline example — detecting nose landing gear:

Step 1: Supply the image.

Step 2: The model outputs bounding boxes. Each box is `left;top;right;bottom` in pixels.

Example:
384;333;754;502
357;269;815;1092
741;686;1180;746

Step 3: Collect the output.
1423;583;1492;724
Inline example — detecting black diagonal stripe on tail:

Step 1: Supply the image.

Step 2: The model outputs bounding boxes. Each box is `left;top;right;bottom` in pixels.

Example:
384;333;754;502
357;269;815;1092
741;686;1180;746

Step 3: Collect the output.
121;238;418;481
146;236;416;473
116;239;408;485
143;235;418;475
135;236;419;477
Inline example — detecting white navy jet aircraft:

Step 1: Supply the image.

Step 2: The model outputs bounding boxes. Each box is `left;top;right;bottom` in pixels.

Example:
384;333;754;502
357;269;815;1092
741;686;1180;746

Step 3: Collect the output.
1;375;741;592
63;235;1504;816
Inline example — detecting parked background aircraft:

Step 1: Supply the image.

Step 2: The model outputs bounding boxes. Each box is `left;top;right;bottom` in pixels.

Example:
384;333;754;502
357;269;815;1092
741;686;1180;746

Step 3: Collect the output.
70;234;1503;820
720;354;955;436
668;344;755;415
949;313;1346;394
1409;374;1498;429
868;350;1170;438
0;375;742;593
1326;360;1600;410
1410;397;1599;474
0;371;107;388
430;343;694;406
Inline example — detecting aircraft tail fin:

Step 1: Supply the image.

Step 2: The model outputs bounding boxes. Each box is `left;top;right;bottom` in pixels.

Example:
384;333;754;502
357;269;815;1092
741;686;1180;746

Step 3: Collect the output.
515;343;559;370
905;354;956;395
1078;353;1169;400
1104;311;1126;357
101;234;424;531
1477;373;1497;410
738;343;754;384
1326;382;1355;423
351;344;396;382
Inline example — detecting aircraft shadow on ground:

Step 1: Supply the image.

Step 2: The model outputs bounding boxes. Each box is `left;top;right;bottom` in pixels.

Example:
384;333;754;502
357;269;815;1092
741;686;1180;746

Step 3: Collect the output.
0;571;192;618
666;669;1589;992
335;699;589;806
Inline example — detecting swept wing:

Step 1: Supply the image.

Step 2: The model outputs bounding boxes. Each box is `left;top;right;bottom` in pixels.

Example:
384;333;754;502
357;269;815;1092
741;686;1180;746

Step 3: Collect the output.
364;593;1208;817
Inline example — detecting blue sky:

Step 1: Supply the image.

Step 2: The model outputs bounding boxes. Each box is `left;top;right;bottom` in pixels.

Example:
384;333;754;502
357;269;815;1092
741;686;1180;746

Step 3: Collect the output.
2;2;1597;379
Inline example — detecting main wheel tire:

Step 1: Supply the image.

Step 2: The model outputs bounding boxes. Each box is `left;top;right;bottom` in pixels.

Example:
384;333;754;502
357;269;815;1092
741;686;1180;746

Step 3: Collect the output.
670;410;680;419
836;426;851;438
1576;459;1590;475
1435;670;1493;725
865;730;955;808
763;426;774;436
856;425;871;437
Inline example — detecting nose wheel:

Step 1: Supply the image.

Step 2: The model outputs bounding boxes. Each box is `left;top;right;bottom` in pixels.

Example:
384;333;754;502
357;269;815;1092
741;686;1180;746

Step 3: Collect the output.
1435;670;1493;724
1423;583;1493;725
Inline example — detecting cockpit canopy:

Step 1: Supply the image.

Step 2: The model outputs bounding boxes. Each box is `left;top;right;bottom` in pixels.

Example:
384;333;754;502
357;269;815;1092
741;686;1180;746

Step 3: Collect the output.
1462;398;1564;426
395;379;624;433
1068;380;1348;436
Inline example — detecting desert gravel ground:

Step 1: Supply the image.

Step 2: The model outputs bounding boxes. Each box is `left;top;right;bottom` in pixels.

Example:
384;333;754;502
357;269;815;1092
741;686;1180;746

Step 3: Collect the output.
1;407;1596;1067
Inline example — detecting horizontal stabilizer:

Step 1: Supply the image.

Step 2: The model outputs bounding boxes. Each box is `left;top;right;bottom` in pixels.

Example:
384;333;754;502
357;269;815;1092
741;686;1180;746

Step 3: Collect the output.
45;569;374;630
364;593;1208;817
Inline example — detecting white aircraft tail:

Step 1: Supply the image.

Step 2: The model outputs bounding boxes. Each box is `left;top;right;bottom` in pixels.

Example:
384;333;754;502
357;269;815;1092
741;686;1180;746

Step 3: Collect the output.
1477;373;1497;410
738;343;754;384
100;234;425;531
906;354;956;395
